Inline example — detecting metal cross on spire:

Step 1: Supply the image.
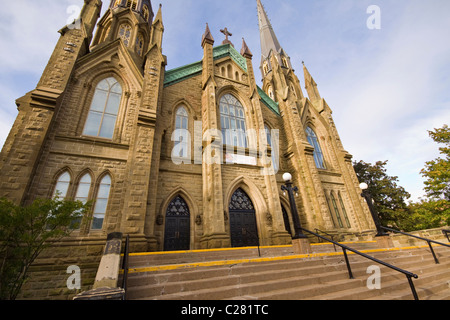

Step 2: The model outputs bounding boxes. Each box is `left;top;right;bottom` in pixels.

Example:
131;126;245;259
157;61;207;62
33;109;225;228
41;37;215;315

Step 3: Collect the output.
220;27;234;47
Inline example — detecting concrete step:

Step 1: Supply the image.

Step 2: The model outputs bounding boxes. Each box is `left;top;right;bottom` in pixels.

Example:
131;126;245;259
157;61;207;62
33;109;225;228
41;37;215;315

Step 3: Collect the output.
123;244;450;300
126;241;380;269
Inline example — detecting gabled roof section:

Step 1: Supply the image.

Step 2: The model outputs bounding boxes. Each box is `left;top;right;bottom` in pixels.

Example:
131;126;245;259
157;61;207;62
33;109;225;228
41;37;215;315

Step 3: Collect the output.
164;44;247;87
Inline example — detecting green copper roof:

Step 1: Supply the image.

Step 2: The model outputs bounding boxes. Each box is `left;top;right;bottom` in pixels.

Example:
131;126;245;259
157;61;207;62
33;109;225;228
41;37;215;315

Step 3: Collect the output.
164;44;247;87
164;43;279;116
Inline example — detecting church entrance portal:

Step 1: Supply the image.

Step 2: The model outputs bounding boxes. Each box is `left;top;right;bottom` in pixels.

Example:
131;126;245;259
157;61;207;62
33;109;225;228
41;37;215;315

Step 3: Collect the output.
164;196;190;251
229;188;259;248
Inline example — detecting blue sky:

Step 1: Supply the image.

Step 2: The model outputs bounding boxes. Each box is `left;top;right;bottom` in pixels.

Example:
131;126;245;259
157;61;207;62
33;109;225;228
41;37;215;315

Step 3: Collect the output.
0;0;449;201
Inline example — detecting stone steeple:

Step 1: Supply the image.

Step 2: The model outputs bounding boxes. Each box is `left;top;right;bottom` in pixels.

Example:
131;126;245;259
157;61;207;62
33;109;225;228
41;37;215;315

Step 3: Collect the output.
257;0;292;79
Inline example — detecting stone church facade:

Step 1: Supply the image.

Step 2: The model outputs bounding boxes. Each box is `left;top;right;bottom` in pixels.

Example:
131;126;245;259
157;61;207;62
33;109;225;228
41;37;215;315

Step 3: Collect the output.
0;0;375;255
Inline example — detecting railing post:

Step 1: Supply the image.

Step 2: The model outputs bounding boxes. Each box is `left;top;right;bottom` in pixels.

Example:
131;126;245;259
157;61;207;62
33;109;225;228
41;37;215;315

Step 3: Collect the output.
407;275;419;301
342;248;354;279
427;241;440;264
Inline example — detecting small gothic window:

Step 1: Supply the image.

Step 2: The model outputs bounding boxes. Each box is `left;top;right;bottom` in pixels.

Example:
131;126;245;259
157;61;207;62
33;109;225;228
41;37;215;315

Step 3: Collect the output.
126;0;138;10
142;5;150;20
83;77;122;140
136;33;144;56
263;61;269;75
118;24;132;47
53;171;71;199
267;86;275;101
220;94;247;148
305;126;326;169
92;174;112;230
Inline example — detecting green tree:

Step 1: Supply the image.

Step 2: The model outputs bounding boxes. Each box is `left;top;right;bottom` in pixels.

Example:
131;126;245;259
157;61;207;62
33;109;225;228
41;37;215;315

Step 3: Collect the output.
353;160;411;228
0;196;90;300
421;125;450;201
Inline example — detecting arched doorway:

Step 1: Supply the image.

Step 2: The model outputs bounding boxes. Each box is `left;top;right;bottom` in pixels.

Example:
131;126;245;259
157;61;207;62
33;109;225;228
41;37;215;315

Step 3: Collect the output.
164;196;190;251
229;188;259;248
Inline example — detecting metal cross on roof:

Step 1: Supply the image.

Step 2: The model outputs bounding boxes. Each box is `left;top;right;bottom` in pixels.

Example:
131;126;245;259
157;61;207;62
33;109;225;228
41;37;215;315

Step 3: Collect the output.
220;27;234;47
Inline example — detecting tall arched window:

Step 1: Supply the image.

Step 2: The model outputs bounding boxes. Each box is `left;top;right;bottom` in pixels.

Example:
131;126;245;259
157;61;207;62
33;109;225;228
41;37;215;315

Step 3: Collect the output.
73;174;92;229
135;33;145;56
75;174;92;205
92;174;112;230
83;77;122;140
330;192;344;228
305;126;326;169
220;94;247;148
338;192;352;228
265;124;279;173
53;171;71;199
172;106;190;159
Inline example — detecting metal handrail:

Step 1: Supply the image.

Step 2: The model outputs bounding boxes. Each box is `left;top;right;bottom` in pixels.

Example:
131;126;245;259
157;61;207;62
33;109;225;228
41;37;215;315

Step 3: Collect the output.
300;228;419;300
381;226;450;264
121;234;130;301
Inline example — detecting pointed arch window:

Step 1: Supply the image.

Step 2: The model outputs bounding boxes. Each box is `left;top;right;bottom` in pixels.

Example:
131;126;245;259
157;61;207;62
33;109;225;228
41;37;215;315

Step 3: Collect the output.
142;5;150;21
126;0;138;10
220;94;247;148
118;24;132;47
83;77;122;140
330;192;344;228
92;174;112;230
306;126;326;169
172;106;190;159
72;174;92;229
265;124;279;173
53;171;71;199
135;33;145;56
338;192;352;228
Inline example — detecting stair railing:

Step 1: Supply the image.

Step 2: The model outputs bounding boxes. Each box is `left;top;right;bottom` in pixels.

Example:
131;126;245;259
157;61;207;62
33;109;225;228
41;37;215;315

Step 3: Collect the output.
300;228;420;300
381;226;450;264
121;234;130;301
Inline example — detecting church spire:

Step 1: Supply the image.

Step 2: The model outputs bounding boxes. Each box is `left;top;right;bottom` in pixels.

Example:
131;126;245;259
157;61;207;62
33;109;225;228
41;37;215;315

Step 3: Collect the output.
257;0;292;79
257;0;282;59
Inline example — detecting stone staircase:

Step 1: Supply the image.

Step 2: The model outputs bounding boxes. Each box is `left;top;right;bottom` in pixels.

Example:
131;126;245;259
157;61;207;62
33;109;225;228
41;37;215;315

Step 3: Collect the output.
121;242;450;300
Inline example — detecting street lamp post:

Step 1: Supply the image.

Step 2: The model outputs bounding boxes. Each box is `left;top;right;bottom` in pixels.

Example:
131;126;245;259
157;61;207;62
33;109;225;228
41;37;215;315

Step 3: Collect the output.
281;173;308;239
359;183;389;237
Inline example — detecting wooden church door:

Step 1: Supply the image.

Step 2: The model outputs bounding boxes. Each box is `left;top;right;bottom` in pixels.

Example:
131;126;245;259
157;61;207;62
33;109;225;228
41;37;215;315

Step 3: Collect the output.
229;188;259;248
164;196;190;251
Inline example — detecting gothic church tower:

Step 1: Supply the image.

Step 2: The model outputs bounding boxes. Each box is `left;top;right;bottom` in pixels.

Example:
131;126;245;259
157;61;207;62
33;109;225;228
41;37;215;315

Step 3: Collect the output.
257;0;374;235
